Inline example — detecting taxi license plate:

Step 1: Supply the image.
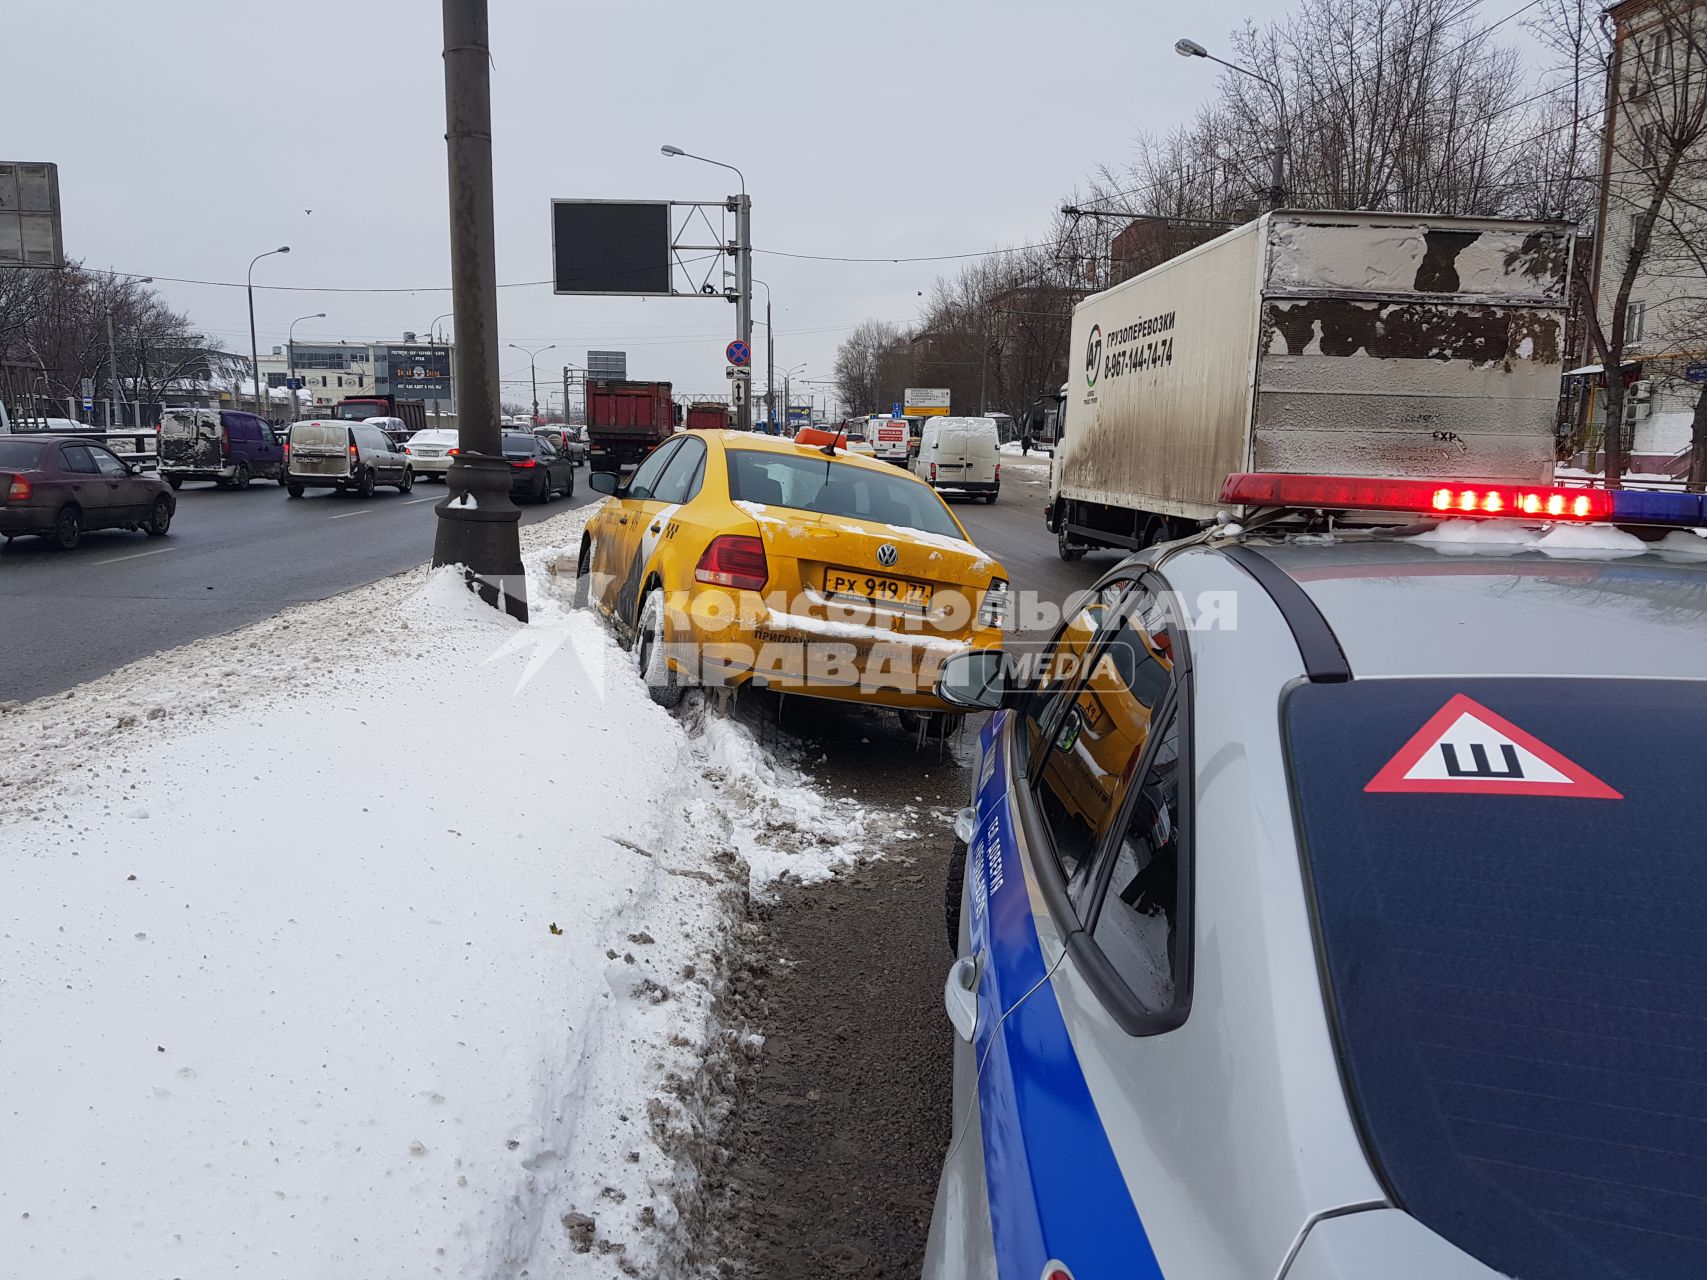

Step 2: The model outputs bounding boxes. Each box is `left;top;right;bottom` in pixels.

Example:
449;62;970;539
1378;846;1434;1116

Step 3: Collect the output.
824;569;932;611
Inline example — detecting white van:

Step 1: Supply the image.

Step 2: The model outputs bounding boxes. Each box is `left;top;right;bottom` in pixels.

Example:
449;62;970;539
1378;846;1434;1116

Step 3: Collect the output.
912;416;1001;503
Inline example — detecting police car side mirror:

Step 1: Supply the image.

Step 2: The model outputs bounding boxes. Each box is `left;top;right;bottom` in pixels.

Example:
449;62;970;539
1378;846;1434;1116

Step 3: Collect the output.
589;471;621;496
937;649;1006;711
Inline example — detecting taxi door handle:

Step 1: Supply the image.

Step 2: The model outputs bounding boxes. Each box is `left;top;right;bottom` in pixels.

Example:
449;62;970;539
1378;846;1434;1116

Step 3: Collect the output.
649;522;661;533
617;515;628;525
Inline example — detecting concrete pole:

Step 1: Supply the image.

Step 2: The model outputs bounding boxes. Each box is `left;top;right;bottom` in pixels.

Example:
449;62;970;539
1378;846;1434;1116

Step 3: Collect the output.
431;0;527;621
766;297;775;434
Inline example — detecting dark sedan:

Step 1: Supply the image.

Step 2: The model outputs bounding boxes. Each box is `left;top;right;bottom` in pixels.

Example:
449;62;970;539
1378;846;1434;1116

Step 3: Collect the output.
0;435;176;549
503;431;575;503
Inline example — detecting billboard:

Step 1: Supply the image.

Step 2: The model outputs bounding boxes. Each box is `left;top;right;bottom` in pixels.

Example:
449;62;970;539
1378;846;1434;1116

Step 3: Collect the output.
587;350;627;380
0;162;63;268
552;200;671;295
385;344;452;398
904;387;951;416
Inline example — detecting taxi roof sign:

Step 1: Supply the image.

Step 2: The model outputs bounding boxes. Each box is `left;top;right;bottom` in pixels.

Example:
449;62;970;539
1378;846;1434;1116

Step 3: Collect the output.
1365;693;1621;799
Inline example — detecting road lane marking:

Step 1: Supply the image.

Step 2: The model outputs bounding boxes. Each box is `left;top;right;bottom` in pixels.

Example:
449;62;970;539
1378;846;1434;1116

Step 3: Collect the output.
403;496;436;505
328;509;375;520
94;546;177;566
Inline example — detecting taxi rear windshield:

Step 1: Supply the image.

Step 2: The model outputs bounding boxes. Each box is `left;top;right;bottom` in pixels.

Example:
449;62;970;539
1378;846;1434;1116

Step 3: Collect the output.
725;449;963;540
1285;677;1707;1280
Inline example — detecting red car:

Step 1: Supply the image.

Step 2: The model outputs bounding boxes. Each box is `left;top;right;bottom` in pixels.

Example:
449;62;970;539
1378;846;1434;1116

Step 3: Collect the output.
0;435;176;549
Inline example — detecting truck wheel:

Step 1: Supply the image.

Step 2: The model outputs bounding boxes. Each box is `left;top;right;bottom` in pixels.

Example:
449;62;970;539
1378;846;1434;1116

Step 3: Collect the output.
358;468;376;499
287;484;304;499
233;462;251;491
166;476;183;491
984;490;998;504
1057;516;1086;562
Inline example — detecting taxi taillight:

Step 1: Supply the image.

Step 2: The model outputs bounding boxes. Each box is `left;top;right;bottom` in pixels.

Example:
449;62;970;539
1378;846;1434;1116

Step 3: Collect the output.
696;535;768;590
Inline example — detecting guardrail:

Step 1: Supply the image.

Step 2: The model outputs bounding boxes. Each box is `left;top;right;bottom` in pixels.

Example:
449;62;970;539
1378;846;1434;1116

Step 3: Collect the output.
8;427;158;469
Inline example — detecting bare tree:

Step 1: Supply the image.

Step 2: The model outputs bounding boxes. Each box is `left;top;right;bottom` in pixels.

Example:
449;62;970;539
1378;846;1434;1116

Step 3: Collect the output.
832;319;905;416
1580;0;1707;484
0;262;224;421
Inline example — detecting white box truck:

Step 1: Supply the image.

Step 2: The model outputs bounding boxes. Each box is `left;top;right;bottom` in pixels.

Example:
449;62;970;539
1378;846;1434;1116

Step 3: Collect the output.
1047;210;1573;558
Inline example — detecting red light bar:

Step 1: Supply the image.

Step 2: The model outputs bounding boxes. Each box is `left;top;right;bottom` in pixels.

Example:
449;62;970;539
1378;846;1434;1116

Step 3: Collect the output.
1219;473;1613;522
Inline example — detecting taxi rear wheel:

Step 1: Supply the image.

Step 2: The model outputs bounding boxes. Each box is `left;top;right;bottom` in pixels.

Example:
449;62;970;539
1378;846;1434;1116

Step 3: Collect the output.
635;587;683;709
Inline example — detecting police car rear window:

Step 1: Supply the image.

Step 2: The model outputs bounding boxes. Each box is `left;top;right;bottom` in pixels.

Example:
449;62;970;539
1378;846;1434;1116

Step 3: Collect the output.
1285;677;1707;1280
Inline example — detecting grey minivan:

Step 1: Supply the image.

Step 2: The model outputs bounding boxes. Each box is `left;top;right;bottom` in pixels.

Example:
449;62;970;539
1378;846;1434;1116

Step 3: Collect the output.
284;420;413;498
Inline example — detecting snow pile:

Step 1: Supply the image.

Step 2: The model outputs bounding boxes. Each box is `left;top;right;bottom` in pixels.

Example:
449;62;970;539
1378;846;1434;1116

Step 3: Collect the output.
1407;519;1650;558
0;505;869;1279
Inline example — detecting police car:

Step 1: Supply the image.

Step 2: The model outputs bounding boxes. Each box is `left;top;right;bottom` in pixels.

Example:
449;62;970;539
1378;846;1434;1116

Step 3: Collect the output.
924;472;1707;1280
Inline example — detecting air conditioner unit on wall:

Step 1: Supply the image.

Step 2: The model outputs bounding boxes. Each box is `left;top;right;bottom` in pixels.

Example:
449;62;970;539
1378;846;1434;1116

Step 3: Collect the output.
1624;400;1651;425
1631;378;1653;402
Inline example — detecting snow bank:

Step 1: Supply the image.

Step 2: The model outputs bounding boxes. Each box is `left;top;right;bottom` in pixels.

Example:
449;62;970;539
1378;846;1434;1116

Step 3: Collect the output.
1407;518;1650;558
0;504;870;1278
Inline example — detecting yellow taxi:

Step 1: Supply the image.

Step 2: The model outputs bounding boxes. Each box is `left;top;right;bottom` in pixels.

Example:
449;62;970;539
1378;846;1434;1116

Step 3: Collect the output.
575;430;1009;715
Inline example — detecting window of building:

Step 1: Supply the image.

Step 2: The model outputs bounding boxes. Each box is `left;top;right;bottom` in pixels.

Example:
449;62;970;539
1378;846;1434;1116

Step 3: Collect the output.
1626;300;1646;342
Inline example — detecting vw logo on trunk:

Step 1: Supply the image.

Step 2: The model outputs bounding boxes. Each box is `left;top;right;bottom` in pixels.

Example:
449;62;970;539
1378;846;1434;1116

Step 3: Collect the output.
876;543;899;567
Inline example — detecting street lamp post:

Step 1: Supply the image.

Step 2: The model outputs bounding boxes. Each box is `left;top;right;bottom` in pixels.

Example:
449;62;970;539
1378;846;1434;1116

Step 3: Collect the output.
780;362;805;436
754;278;776;433
430;311;454;428
248;246;290;418
1175;37;1288;210
288;312;326;420
508;343;555;424
662;144;753;431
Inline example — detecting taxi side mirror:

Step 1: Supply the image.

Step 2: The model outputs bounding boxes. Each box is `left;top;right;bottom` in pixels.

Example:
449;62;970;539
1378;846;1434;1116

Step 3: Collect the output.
937;649;1006;710
589;471;622;496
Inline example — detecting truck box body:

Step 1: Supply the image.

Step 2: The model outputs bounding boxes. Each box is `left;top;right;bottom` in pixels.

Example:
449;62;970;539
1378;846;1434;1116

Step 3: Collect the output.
1054;211;1572;545
333;396;426;436
684;401;729;431
586;379;674;470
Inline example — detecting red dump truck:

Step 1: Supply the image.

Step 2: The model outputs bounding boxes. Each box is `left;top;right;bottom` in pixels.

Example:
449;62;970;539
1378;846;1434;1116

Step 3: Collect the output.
684;401;730;431
586;379;674;472
331;395;426;438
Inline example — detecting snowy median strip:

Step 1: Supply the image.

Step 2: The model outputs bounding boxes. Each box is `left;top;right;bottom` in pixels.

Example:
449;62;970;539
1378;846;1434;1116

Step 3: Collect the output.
0;503;869;1277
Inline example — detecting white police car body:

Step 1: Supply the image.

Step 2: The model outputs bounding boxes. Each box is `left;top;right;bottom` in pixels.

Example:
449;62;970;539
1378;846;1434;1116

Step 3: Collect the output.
925;473;1707;1280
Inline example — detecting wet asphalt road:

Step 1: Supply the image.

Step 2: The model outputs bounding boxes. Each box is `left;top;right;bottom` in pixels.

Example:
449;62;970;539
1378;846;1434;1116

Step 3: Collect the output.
0;477;597;703
0;453;1117;706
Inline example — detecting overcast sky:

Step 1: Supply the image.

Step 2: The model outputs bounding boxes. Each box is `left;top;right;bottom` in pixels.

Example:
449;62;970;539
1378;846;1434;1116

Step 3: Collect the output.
13;0;1548;412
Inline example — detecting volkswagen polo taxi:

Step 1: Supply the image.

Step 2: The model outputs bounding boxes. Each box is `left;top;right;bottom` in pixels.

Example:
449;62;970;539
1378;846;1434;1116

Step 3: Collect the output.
575;430;1008;711
926;472;1707;1280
